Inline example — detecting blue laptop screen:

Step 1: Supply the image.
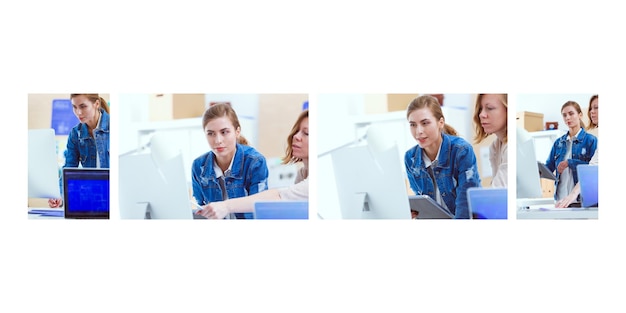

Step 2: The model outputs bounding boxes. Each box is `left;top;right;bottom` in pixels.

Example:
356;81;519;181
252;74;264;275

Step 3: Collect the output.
63;169;110;219
254;201;309;219
467;188;508;219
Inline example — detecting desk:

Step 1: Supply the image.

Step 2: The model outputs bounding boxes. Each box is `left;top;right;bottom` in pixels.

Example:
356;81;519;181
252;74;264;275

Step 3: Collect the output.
517;205;598;219
516;198;598;219
28;207;64;219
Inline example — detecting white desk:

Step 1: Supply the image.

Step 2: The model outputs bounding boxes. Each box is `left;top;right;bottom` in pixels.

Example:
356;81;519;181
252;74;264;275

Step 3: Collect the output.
27;207;64;219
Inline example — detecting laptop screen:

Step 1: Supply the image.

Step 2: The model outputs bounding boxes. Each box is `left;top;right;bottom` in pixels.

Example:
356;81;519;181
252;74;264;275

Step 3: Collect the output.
254;201;309;219
577;165;598;208
467;187;508;219
63;168;110;219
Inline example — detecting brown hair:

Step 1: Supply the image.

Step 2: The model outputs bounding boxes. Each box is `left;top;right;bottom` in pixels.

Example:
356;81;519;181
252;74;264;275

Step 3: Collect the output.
282;109;309;164
70;94;110;113
473;94;508;144
587;94;598;129
201;103;248;145
406;95;458;136
561;100;586;129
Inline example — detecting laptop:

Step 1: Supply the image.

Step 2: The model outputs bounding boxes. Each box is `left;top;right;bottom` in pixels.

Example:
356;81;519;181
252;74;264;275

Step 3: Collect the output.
408;195;453;219
577;165;598;208
63;168;110;219
537;162;557;180
254;201;309;219
467;187;507;219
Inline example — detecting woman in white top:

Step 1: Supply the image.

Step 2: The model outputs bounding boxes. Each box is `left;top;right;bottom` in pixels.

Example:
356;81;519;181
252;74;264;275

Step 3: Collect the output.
197;109;309;219
473;94;508;187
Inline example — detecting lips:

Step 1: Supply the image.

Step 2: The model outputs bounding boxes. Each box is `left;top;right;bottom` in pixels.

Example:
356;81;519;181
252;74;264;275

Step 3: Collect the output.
215;147;225;152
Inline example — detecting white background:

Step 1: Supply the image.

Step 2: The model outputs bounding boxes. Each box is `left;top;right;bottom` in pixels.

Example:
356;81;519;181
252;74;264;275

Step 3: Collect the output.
2;1;625;312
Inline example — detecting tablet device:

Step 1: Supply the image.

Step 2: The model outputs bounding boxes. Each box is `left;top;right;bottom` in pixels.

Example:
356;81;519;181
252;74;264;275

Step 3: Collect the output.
408;195;453;219
63;168;110;219
537;162;557;180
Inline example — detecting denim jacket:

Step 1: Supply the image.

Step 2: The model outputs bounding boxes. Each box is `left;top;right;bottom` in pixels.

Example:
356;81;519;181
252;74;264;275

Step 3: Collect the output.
191;143;269;219
404;133;481;219
59;109;110;194
545;128;597;198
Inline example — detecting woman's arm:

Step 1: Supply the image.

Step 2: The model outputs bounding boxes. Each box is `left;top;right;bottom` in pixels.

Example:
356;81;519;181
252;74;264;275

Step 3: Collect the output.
198;189;281;219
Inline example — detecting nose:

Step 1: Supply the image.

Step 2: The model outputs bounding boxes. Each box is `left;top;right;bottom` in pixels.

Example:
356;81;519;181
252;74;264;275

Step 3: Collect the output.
294;131;303;141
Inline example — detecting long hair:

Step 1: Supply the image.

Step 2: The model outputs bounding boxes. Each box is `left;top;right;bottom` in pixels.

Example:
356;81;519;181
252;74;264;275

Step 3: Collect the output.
70;94;110;113
282;109;309;164
202;103;248;145
562;100;586;129
406;95;458;136
473;94;508;144
587;94;598;130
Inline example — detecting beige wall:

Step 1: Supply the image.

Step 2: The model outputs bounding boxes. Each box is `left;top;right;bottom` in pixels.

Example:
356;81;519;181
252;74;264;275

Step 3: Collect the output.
258;94;308;159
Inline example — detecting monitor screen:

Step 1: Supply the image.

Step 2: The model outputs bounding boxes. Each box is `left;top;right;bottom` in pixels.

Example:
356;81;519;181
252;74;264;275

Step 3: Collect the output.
63;168;109;219
28;128;61;199
516;127;543;199
331;143;411;219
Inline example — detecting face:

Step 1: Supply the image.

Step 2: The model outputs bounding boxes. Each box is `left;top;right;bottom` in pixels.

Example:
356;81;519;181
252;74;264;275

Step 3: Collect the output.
561;105;582;129
408;108;444;150
71;95;100;125
478;94;507;137
589;98;598;125
204;116;240;160
291;117;309;160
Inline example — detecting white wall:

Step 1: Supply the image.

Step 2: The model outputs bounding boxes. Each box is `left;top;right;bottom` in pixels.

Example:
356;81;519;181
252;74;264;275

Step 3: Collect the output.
516;94;596;128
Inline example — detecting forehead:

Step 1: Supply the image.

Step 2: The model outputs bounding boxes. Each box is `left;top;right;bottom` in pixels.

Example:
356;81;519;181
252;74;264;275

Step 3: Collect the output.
562;105;578;114
71;95;91;105
204;116;234;130
299;117;309;128
408;107;436;121
480;94;503;105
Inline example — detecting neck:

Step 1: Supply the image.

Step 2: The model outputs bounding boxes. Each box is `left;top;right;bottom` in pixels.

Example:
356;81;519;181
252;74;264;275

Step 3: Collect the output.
569;126;580;137
425;136;442;161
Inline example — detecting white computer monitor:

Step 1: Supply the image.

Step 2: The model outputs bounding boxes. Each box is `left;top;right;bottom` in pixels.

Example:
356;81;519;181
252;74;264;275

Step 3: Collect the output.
28;128;61;199
119;133;194;219
516;127;543;199
330;127;412;219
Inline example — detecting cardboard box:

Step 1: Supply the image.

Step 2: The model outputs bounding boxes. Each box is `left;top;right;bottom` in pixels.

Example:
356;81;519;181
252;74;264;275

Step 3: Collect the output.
516;111;544;132
150;94;206;121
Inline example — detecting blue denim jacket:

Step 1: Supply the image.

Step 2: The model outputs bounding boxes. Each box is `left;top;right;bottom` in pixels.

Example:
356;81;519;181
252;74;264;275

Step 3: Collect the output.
404;133;481;219
545;128;597;199
191;143;269;219
59;109;110;194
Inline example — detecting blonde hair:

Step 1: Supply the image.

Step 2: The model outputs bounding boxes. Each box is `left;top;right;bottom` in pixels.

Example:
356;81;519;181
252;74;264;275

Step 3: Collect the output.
473;94;508;144
406;95;458;136
587;94;598;130
282;109;309;164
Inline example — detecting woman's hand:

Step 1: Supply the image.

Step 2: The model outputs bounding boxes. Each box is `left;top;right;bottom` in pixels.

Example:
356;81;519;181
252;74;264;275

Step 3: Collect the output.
556;193;577;208
557;160;569;174
197;202;229;219
48;198;63;208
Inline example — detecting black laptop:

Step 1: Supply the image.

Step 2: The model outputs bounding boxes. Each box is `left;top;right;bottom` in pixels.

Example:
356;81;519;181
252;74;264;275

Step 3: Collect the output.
63;168;110;219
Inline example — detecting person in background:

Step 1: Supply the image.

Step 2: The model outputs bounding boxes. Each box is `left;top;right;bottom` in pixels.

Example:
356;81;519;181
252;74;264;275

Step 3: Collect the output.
545;101;597;202
586;94;598;137
556;95;599;208
48;94;110;208
473;94;508;187
191;103;269;219
197;109;309;219
404;95;481;219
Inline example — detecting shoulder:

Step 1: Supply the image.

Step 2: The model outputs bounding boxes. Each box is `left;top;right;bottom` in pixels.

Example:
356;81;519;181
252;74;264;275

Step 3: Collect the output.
238;144;266;160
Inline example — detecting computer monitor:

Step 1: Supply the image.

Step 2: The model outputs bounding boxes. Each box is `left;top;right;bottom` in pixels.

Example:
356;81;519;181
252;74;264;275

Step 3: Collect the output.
28;128;61;199
516;127;543;199
331;127;412;219
119;133;194;219
63;168;110;219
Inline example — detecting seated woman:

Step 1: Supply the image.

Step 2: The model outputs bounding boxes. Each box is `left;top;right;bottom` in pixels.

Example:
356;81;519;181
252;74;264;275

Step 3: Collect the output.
404;95;481;219
197;109;309;219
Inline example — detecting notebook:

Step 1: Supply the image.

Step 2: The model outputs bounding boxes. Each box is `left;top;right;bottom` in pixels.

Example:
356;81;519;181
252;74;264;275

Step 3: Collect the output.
254;201;308;219
467;187;508;219
408;195;453;219
63;168;110;219
577;165;598;208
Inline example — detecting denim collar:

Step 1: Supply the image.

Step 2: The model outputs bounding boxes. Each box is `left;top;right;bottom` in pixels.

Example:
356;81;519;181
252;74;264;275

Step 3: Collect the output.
558;127;586;144
205;143;245;180
415;133;453;170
